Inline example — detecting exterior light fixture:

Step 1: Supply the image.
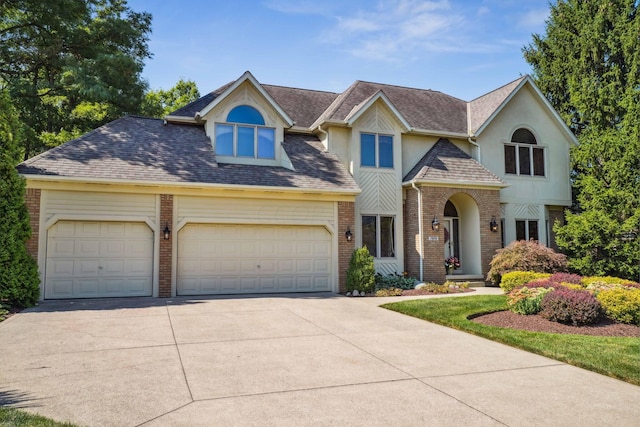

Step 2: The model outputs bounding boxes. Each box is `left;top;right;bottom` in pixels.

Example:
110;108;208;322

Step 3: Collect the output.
345;227;353;241
431;216;440;232
490;217;499;232
163;222;171;240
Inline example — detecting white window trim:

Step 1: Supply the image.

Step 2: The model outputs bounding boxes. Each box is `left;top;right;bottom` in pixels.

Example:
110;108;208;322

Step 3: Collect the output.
360;132;394;169
215;122;276;160
504;142;546;177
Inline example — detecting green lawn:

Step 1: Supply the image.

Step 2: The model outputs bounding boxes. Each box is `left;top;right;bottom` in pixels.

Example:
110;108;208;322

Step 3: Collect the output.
382;295;640;385
0;408;77;427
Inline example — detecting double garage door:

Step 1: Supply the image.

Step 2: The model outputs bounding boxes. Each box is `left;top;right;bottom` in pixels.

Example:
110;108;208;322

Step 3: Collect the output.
177;224;332;295
45;221;332;299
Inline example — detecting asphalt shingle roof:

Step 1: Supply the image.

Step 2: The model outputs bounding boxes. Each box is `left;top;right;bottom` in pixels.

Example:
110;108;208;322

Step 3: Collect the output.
403;138;507;187
18;116;359;192
469;76;525;134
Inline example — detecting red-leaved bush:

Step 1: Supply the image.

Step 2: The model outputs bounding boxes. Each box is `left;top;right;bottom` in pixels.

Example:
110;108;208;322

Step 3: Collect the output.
520;279;556;289
487;240;567;285
540;287;602;326
548;272;583;285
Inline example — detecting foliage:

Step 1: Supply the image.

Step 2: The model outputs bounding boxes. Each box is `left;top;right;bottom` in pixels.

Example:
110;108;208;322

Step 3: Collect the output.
444;256;460;269
444;280;469;290
596;287;640;325
487;240;567;285
524;0;640;281
383;295;640;385
375;287;404;297
549;272;583;285
581;276;636;286
0;90;40;308
0;0;153;158
499;271;551;292
345;246;375;293
374;272;416;290
507;286;554;315
141;79;200;118
540;288;602;326
0;407;78;426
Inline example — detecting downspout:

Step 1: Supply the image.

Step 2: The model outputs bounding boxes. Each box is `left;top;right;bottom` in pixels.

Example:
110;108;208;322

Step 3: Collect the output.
317;124;328;151
411;181;424;282
468;135;481;163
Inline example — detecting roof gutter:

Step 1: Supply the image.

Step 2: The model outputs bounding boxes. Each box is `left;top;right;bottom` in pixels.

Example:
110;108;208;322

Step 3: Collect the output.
468;135;481;163
411;181;424;282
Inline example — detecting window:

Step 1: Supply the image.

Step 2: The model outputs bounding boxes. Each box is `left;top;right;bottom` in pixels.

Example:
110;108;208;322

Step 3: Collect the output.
504;128;544;176
362;215;395;258
361;133;393;168
516;220;539;241
214;105;275;159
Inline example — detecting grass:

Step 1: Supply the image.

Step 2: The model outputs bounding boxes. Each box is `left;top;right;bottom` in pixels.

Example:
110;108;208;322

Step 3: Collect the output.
0;408;77;427
382;295;640;385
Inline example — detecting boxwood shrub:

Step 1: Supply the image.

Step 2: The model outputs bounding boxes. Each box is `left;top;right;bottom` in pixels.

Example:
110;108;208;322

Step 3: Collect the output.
596;287;640;326
499;271;551;293
540;287;602;326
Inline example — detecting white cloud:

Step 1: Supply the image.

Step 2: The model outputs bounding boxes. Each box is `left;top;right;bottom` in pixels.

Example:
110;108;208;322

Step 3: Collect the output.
518;8;548;29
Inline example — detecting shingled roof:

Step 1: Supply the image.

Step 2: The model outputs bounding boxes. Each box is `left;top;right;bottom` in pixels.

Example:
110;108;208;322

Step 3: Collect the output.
468;76;525;134
18;116;359;192
403;138;507;187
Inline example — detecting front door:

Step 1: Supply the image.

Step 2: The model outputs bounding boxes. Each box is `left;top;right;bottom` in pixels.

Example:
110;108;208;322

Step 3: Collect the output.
443;217;460;271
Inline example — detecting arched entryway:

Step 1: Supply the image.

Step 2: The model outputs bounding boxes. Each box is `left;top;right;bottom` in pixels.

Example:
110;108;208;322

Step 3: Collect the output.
444;193;482;277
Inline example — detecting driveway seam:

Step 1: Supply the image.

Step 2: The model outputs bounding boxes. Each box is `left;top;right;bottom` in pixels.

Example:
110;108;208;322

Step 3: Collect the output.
164;302;195;402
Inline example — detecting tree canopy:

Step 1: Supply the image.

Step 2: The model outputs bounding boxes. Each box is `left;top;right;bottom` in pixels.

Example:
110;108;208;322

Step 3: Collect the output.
0;0;152;158
524;0;639;280
141;78;200;118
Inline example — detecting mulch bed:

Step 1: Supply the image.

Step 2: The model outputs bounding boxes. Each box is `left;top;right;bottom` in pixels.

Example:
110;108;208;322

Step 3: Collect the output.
401;288;475;296
471;310;640;337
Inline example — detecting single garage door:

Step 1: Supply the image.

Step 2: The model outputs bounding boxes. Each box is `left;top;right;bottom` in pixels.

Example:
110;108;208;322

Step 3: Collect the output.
177;224;332;295
45;221;153;299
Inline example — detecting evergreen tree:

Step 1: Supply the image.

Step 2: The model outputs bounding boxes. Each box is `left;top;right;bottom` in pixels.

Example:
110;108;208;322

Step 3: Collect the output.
346;246;375;293
523;0;640;280
0;90;40;307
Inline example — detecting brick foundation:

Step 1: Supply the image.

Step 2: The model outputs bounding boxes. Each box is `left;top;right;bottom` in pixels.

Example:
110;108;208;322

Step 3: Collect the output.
337;201;355;293
159;194;173;298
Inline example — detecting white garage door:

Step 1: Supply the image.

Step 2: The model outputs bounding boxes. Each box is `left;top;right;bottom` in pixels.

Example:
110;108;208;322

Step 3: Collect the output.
45;221;153;299
177;224;332;295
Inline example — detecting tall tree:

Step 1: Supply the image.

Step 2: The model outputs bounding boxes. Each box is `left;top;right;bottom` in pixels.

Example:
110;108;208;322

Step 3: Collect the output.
0;90;40;307
0;0;152;158
141;79;200;118
523;0;640;280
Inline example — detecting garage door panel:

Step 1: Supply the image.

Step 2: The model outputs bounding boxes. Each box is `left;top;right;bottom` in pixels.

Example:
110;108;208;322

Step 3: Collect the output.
45;221;153;299
178;224;332;295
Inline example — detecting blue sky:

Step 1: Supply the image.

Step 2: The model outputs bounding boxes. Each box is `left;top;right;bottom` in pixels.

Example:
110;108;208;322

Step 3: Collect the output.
127;0;552;101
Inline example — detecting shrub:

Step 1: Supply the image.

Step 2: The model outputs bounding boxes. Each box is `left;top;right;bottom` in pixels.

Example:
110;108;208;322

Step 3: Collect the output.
420;282;450;293
444;280;469;290
540;288;602;326
375;288;404;297
507;286;554;315
346;246;375;294
596;287;640;326
375;272;417;290
487;240;567;285
581;276;636;286
549;272;583;285
499;271;551;292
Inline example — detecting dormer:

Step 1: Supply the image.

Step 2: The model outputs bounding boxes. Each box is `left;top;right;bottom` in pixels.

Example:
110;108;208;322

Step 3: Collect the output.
171;71;295;168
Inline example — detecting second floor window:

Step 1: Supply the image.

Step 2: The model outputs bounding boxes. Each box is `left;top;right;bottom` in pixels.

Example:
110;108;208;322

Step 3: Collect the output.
215;105;275;159
504;128;545;177
361;133;393;168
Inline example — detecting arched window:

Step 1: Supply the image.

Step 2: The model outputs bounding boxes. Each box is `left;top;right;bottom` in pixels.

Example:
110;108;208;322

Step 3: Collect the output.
504;128;545;177
215;105;275;159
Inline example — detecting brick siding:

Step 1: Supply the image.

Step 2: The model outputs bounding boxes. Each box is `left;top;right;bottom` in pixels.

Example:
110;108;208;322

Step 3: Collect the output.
403;185;501;284
337;201;355;293
25;188;41;261
159;194;173;298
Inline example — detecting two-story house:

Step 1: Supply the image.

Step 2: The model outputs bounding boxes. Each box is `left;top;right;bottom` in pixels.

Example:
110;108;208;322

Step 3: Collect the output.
18;71;577;300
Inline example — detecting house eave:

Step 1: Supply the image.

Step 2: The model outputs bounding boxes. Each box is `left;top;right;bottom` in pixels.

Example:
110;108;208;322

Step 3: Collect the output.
402;179;509;190
23;174;361;197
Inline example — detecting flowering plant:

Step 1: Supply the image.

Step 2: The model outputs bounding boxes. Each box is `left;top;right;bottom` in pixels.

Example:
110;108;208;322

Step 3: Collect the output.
445;256;460;269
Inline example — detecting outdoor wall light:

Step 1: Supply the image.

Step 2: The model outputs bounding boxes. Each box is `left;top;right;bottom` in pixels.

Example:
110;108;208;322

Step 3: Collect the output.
490;216;499;232
431;216;440;232
345;227;353;241
163;222;171;240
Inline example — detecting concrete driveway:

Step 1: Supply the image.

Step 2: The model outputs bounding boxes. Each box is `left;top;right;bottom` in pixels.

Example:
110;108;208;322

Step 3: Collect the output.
1;289;639;426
